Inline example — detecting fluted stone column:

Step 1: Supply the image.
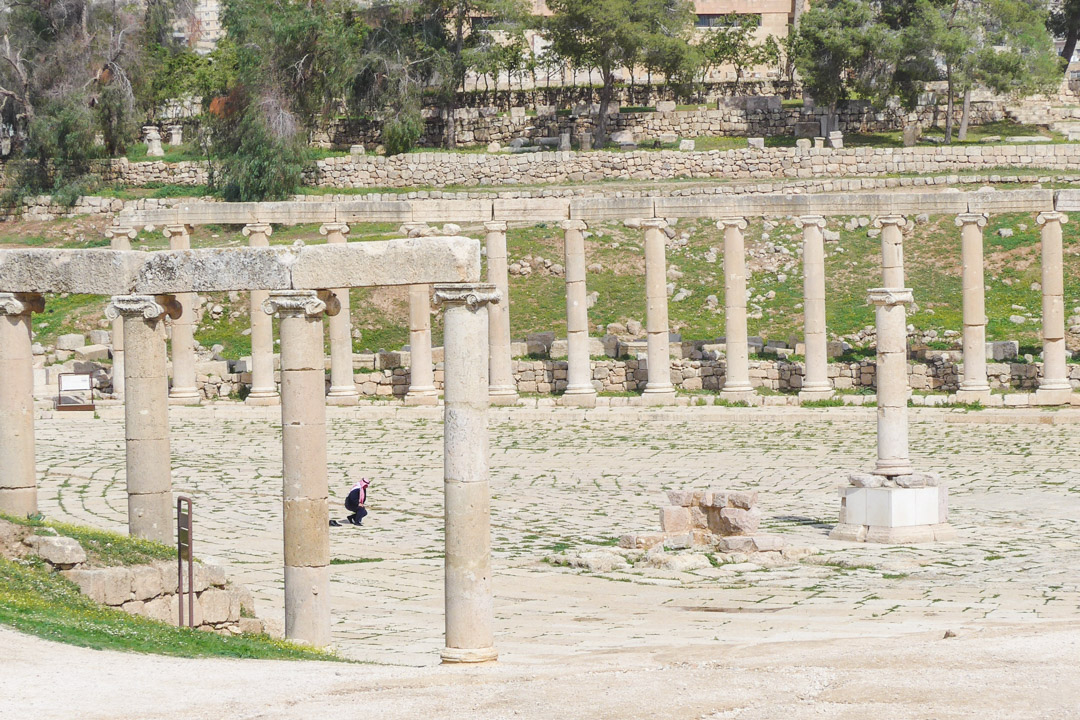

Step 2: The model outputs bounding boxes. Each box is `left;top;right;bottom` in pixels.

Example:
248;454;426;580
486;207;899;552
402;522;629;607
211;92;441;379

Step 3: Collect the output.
718;218;754;401
433;283;500;664
562;219;597;407
485;221;518;405
871;288;914;477
107;294;181;543
0;293;44;516
404;284;438;405
243;223;279;406
1036;212;1072;405
265;290;339;647
104;226;136;400
641;219;675;405
956;214;991;403
163;224;200;404
796;216;833;401
321;224;359;406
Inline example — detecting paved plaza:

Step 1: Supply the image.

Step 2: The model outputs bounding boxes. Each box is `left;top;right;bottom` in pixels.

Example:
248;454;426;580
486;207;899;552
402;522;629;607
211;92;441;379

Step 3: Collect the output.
7;404;1080;718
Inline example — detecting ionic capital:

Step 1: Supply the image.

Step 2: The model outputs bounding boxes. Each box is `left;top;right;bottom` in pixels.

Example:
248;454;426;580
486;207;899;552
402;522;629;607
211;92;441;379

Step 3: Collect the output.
794;215;826;230
104;225;137;241
0;292;44;316
432;283;501;310
484;221;508;232
560;219;587;231
319;223;350;237
242;223;274;237
955;213;988;228
106;294;181;321
716;217;748;231
263;290;340;318
641;219;668;231
162;224;192;239
873;215;906;229
1037;211;1069;226
867;288;914;307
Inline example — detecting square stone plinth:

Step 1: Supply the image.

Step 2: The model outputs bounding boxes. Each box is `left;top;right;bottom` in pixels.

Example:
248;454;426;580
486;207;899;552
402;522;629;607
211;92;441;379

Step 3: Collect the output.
244;394;280;407
798;388;835;403
326;394;360;406
831;484;953;544
719;390;758;406
403;393;439;407
1035;387;1073;406
641;390;676;407
488;392;520;407
561;391;597;408
954;388;991;405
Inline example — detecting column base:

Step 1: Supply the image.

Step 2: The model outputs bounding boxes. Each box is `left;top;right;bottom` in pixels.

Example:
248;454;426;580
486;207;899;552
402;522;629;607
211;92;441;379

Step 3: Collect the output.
284;565;331;648
403;392;439;406
488;390;520;406
561;389;597;408
168;390;202;406
326;392;360;406
1035;386;1073;406
641;387;676;406
245;392;280;407
829;522;956;543
798;387;834;402
0;487;38;517
719;388;757;404
955;387;991;404
832;482;952;544
441;646;498;664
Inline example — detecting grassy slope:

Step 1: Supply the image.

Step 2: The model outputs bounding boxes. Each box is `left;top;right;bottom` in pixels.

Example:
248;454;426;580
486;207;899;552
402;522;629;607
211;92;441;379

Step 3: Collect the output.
1;212;1077;358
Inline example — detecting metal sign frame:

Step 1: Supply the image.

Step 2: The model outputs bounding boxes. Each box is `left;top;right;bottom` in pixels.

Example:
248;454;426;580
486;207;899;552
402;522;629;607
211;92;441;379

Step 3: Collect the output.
176;496;194;629
56;372;95;412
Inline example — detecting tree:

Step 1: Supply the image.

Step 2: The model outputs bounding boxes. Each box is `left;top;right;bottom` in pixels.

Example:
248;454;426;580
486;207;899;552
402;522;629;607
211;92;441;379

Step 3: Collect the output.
1049;0;1080;68
545;0;695;146
697;16;759;86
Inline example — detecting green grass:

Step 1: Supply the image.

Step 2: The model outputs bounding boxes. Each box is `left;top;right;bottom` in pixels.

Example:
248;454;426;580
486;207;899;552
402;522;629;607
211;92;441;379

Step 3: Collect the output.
0;556;339;660
329;557;383;565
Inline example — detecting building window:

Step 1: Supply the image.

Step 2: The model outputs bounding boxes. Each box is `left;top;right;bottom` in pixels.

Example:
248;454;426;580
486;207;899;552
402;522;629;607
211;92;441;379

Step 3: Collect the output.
695;13;762;29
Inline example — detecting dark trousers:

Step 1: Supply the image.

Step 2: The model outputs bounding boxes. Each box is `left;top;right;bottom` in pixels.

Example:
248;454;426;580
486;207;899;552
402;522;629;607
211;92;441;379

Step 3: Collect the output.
347;506;368;524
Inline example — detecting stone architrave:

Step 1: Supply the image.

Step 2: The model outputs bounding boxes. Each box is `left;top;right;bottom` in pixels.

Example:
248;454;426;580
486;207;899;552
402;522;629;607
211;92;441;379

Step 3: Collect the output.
264;290;339;647
106;294;182;543
433;283;500;664
0;292;45;516
641;219;676;405
321;224;359;405
484;221;518;406
955;214;991;403
718;218;754;402
1035;212;1072;406
404;284;438;406
242;224;279;406
104;226;137;400
795;216;833;401
162;224;200;405
561;219;597;407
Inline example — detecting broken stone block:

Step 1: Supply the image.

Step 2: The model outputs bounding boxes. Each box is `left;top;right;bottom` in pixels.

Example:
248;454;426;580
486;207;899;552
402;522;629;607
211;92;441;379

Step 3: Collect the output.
198;588;233;625
26;535;85;568
62;568;106;603
660;506;691;533
702;489;728;508
665;490;697;507
727;491;758;509
130;564;163;601
849;472;884;488
689;507;708;529
56;333;86;350
719;507;762;536
74;344;110;362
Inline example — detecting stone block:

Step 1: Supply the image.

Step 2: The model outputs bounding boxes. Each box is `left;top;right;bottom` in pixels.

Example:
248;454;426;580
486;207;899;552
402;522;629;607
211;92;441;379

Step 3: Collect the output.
202;562;228;588
750;535;785;553
27;535;86;567
718;507;761;536
238;617;265;635
656;101;676;113
716;536;756;553
727;490;758;509
101;567;133;606
665;490;698;507
74;344;110;362
56;333;86;350
702;490;728;508
143;595;175;624
198;588;232;625
121;599;146;617
689;507;708;529
88;330;111;346
130;564;163;601
61;568;106;603
660;506;691;533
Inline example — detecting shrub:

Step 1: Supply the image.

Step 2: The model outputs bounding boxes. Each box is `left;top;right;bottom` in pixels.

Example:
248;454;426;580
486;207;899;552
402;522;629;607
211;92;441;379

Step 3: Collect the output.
382;111;424;156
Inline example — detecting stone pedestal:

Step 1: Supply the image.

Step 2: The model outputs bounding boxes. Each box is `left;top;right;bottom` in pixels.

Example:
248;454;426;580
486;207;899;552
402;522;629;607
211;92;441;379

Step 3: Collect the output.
104;226;137;400
321;224;359;406
831;475;955;543
144;126;164;157
562;220;597;407
434;284;499;664
1036;212;1072;406
718;218;755;402
642;220;675;405
404;284;438;406
795;216;833;401
167;125;183;146
265;290;338;647
956;214;991;403
485;222;518;406
107;294;181;543
243;224;280;406
163;225;200;405
0;293;44;516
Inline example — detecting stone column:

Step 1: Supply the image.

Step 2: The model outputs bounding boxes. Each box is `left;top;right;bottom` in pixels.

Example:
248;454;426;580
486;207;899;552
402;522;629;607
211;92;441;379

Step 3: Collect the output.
875;216;907;288
162;224;200;404
433;283;500;664
243;223;279;406
562;219;597;407
956;214;991;403
870;288;914;477
796;216;833;401
106;294;181;543
321;224;359;406
1036;212;1072;405
485;222;518;405
404;284;438;406
104;226;136;400
265;290;339;647
641;219;676;405
718;218;754;402
0;293;44;516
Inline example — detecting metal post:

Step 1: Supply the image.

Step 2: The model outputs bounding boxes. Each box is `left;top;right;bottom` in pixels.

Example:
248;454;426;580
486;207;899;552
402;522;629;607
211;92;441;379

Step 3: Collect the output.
176;496;194;628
